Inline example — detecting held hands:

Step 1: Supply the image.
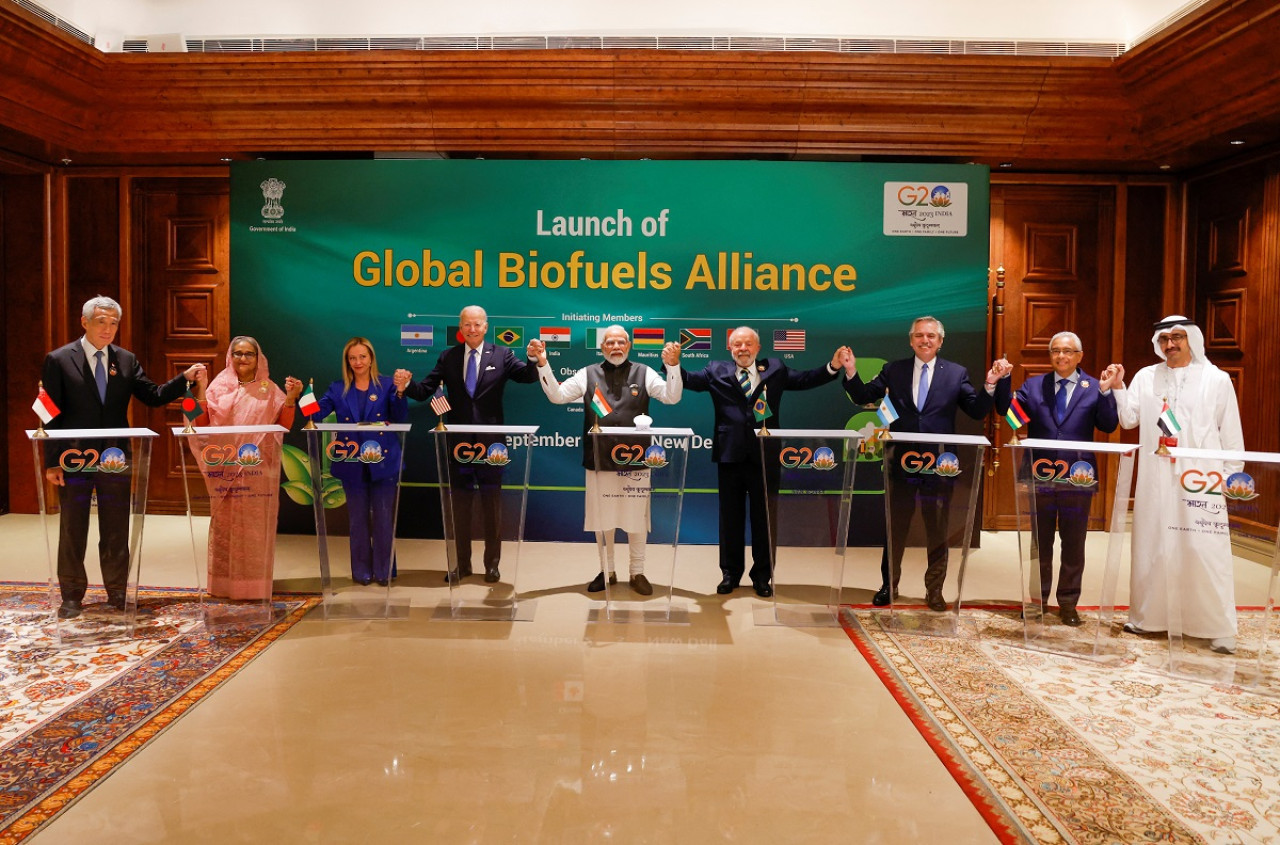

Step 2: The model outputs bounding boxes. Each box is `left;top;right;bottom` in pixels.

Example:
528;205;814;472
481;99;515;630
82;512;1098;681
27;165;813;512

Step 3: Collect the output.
527;339;548;366
831;346;853;374
837;347;856;378
283;376;303;402
661;342;681;367
392;369;413;395
183;363;206;383
192;364;209;395
1099;363;1125;391
987;357;1013;384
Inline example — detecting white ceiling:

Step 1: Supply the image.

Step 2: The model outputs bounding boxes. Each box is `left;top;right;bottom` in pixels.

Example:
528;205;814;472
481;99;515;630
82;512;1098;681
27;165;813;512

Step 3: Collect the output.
31;0;1209;51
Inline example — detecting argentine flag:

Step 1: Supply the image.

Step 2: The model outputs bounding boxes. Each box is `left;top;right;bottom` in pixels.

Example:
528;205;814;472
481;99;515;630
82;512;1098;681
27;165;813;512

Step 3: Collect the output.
876;395;900;427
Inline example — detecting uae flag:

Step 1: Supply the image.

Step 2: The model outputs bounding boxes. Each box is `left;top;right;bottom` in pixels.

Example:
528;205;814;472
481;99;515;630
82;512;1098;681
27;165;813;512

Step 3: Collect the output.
31;386;60;424
1157;400;1182;437
299;383;320;417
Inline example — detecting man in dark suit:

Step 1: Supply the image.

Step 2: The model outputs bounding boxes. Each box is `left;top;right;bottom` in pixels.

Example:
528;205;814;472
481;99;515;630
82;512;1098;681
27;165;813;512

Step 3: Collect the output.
682;326;852;597
42;295;204;619
994;331;1121;625
394;305;539;582
844;316;1000;611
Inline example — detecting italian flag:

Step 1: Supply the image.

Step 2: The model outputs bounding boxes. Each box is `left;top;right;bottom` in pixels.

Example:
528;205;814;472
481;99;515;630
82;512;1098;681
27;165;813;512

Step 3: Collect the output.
299;383;320;416
589;386;613;418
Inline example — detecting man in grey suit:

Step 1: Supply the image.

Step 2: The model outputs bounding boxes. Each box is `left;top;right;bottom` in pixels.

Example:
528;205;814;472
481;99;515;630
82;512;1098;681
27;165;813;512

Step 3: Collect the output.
42;295;204;619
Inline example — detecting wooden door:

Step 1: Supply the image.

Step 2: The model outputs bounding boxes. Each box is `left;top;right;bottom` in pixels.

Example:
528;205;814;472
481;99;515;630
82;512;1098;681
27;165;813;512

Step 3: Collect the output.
131;178;229;514
985;184;1116;530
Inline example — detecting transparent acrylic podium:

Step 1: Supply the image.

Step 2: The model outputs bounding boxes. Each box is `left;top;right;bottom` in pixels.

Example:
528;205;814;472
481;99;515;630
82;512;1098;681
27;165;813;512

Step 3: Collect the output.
305;423;411;620
588;426;693;623
757;428;863;627
874;431;989;637
1143;446;1280;690
173;424;289;629
431;424;537;621
1007;438;1137;661
28;427;158;647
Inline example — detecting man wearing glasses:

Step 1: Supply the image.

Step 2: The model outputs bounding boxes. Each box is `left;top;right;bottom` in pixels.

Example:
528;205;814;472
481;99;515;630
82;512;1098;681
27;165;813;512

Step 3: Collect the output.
1111;316;1244;653
993;332;1122;625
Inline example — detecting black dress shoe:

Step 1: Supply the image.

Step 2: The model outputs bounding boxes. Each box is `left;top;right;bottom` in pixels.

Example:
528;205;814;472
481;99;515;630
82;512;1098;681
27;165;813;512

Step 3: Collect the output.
716;576;737;595
630;574;653;595
753;582;773;598
871;586;892;607
1059;606;1081;627
106;593;127;611
443;566;473;583
356;577;373;586
56;599;83;620
375;579;389;587
926;591;948;612
484;569;501;583
587;572;618;592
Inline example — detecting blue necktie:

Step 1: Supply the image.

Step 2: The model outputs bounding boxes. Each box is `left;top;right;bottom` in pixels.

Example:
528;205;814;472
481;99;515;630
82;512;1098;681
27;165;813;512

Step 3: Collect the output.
94;350;107;403
739;368;752;397
465;349;478;397
1055;377;1068;424
917;362;929;409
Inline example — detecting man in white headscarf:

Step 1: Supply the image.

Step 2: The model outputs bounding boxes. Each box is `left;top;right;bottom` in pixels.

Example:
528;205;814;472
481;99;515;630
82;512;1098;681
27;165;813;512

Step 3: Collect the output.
1111;315;1244;653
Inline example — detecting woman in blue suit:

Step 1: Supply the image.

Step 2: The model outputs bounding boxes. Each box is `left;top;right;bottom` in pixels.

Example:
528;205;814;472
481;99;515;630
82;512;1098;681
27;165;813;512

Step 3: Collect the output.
310;337;408;586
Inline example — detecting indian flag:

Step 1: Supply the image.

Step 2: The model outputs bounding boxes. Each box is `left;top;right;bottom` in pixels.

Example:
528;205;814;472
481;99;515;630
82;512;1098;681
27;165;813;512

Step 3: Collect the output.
1157;400;1181;437
299;383;320;417
540;326;571;347
589;387;613;418
1005;397;1030;430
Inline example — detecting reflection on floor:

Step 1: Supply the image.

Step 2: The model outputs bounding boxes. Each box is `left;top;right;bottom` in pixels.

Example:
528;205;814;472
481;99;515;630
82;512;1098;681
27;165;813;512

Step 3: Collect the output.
0;512;1248;844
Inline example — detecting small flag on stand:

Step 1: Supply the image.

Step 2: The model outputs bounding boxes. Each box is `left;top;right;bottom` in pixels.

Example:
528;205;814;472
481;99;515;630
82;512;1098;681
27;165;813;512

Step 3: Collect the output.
876;395;900;427
429;387;451;416
32;384;59;425
753;388;773;422
1157;400;1182;437
589;387;613;418
299;382;320;417
181;386;203;423
1004;397;1030;430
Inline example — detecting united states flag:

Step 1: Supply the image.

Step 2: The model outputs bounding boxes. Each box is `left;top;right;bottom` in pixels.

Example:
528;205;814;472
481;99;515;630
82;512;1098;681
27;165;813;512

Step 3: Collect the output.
773;329;806;351
430;388;451;416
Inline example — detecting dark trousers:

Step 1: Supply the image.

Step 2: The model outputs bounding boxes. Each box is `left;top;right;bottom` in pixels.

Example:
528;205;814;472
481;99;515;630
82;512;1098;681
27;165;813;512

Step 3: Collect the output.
343;473;398;582
452;465;503;571
1033;488;1092;606
716;461;779;587
57;472;133;601
881;476;955;596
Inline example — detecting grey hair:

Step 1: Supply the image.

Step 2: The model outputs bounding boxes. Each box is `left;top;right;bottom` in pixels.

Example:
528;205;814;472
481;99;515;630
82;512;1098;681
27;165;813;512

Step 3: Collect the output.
229;335;261;355
82;296;122;321
1048;331;1082;352
729;326;760;344
599;324;630;350
910;316;945;339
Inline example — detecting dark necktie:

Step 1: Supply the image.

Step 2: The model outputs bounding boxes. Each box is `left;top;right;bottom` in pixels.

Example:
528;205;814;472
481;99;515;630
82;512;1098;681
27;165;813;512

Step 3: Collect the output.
917;362;930;409
1055;377;1069;424
465;349;478;397
739;368;752;397
94;350;107;403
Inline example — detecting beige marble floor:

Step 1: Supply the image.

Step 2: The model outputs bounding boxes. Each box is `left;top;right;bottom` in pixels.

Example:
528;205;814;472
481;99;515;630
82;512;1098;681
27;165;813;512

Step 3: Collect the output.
0;512;1264;844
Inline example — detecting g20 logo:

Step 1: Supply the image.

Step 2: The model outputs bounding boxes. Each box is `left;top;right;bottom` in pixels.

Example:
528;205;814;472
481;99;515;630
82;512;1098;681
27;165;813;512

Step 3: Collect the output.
896;185;953;208
779;445;838;471
611;443;668;469
1181;469;1259;501
1031;458;1097;488
327;438;387;464
201;443;263;467
900;450;961;477
59;446;128;473
452;442;511;466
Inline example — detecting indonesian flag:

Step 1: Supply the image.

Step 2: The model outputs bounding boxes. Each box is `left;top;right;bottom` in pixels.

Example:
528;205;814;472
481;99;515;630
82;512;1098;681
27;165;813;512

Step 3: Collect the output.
589;386;613;418
32;386;59;424
1157;399;1182;437
299;384;320;417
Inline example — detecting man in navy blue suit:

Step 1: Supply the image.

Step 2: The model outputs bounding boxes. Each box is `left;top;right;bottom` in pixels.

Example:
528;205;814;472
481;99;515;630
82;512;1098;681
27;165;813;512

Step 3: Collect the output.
844;316;1000;611
394;305;539;582
682;327;852;597
994;331;1122;625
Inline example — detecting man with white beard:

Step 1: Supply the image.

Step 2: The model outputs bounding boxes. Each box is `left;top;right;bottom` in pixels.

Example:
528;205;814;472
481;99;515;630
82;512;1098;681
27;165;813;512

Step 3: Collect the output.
1111;316;1244;653
528;327;682;594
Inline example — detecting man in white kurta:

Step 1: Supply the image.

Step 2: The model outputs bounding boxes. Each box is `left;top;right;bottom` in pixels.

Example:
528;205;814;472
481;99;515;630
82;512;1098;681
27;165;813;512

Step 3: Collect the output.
1113;315;1244;653
528;326;683;595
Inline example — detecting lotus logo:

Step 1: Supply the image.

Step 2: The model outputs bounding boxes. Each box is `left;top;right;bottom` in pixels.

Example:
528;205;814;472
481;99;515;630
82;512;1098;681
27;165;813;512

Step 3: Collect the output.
1066;460;1097;488
934;452;961;477
642;445;668;469
809;446;838;471
1223;472;1259;501
358;441;385;464
486;443;511;466
929;186;952;207
237;444;263;466
98;447;128;473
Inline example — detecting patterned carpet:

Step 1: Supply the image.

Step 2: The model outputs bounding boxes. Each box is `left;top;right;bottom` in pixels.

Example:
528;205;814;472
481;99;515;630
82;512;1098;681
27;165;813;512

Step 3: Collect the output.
842;606;1280;845
0;584;319;845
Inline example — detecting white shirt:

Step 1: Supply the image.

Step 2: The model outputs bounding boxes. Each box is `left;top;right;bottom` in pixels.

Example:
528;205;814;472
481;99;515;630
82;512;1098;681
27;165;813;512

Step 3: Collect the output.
80;335;109;371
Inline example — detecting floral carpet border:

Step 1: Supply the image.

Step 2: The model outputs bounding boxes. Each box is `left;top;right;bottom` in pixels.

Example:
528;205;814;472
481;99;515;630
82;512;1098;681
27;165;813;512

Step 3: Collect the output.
0;585;321;845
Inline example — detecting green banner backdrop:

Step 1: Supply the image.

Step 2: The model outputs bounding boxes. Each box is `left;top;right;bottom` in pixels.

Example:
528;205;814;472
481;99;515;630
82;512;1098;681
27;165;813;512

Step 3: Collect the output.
230;160;990;543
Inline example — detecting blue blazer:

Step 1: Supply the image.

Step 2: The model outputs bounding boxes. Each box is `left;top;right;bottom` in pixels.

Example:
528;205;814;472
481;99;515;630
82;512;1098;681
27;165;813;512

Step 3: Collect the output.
844;356;991;434
682;358;838;464
312;374;409;483
994;370;1118;441
403;342;537;425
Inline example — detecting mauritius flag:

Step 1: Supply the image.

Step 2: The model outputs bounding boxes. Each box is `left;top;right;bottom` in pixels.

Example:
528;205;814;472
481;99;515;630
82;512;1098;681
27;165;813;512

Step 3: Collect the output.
1005;397;1030;430
1157;400;1182;437
589;387;613;418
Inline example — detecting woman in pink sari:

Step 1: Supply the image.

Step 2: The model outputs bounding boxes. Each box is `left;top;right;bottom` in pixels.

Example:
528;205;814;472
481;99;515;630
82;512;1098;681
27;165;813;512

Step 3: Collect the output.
192;337;303;599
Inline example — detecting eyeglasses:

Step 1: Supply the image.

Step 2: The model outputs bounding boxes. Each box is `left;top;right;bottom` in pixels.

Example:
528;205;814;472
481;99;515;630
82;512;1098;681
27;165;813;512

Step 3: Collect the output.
1158;332;1188;344
231;351;258;359
1049;348;1081;356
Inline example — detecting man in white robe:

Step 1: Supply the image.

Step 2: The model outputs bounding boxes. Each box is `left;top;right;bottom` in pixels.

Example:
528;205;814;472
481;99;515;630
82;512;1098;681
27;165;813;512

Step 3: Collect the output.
529;327;682;595
1112;315;1244;653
